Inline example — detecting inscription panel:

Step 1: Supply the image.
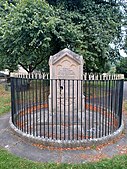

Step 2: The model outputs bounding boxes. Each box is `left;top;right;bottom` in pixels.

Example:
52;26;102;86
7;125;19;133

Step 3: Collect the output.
57;67;75;79
49;48;84;116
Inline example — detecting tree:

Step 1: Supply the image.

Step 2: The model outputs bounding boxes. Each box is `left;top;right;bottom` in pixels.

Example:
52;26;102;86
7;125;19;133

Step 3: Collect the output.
71;0;123;72
0;0;56;73
46;0;120;10
124;3;127;55
46;0;124;72
0;0;124;73
125;38;127;55
116;57;127;78
0;0;81;73
47;0;124;72
0;54;18;73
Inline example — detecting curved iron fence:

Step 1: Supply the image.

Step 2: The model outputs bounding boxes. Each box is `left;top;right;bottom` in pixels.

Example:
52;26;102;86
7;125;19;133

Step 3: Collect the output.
11;74;124;142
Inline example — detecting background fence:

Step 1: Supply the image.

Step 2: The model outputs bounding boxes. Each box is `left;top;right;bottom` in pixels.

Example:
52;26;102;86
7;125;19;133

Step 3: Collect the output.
11;73;124;141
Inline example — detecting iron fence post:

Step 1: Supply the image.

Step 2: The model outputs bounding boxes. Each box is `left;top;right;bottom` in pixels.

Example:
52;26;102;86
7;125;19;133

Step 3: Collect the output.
118;79;124;127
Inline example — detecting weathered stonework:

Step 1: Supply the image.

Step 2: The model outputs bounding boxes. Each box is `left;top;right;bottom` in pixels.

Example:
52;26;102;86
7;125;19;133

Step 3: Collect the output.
49;48;85;127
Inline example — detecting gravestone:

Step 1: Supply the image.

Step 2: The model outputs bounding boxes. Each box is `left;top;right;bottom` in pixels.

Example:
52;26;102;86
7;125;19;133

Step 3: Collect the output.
49;48;84;128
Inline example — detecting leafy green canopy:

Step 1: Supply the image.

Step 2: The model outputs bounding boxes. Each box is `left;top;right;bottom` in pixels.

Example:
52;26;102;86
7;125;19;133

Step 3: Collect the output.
0;0;82;73
47;0;119;10
0;0;124;73
124;4;127;56
46;0;123;72
116;57;127;77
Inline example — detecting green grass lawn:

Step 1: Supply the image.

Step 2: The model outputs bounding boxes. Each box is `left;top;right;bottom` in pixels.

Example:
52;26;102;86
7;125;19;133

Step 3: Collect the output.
0;84;11;115
123;100;127;112
1;148;127;169
0;83;127;169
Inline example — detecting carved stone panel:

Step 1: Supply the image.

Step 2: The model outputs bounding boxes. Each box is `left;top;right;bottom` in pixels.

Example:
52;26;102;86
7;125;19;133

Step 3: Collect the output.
49;48;84;123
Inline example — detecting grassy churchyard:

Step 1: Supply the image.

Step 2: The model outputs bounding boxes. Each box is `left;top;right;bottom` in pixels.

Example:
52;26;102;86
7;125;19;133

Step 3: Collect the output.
0;83;127;169
0;85;11;116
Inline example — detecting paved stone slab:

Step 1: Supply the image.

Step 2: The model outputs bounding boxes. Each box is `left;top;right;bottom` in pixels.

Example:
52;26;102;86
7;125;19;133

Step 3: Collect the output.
61;151;87;164
0;113;10;130
9;141;62;163
116;137;127;146
0;129;21;148
0;110;127;163
101;144;119;157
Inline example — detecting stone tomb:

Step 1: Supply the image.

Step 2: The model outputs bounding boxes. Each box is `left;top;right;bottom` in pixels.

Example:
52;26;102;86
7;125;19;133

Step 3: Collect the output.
49;48;84;127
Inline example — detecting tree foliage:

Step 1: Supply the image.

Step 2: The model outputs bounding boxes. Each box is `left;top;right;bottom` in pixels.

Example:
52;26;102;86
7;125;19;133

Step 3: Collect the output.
46;0;120;10
124;2;127;56
0;0;124;73
0;0;82;73
116;57;127;78
0;0;56;73
51;0;123;72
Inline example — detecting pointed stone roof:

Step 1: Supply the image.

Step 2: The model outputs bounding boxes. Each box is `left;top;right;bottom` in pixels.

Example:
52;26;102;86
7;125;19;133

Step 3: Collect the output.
49;48;84;65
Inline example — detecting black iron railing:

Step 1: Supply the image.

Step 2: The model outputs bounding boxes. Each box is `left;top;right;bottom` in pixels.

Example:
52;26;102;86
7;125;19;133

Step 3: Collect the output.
11;73;124;141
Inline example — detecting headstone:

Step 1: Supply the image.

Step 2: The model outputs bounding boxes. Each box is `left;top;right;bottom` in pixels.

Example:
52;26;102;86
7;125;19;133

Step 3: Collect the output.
49;48;84;125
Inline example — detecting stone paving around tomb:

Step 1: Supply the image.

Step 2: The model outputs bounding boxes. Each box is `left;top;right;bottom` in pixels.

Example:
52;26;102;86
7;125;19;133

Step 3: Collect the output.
16;108;113;141
0;79;126;164
0;107;127;164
